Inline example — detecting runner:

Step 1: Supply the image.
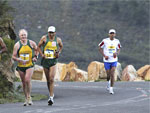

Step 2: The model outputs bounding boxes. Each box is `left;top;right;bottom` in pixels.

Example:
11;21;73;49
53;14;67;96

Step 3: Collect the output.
12;29;38;106
38;26;63;105
98;29;121;94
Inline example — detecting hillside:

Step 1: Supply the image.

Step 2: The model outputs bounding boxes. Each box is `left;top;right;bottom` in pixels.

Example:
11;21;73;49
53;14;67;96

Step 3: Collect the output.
8;0;150;70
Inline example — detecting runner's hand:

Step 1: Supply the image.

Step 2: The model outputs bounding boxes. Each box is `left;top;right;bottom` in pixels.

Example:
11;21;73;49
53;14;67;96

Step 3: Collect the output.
104;56;109;60
41;54;46;58
55;51;59;58
32;57;37;62
113;52;117;58
18;58;27;65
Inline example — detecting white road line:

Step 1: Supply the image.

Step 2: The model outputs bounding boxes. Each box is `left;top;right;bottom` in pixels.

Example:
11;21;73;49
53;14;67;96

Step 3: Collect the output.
23;89;149;113
23;96;150;113
24;111;33;113
46;97;150;113
140;90;147;95
36;109;44;112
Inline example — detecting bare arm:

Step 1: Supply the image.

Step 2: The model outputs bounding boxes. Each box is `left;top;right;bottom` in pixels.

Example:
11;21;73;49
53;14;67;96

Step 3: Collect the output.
99;46;108;60
116;42;121;55
37;36;46;57
99;46;105;57
117;49;120;55
54;37;63;58
57;37;63;53
30;40;39;61
0;38;7;53
12;42;20;61
30;40;39;57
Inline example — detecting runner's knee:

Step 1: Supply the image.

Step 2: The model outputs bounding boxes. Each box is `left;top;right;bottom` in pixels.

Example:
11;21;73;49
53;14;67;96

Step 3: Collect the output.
49;76;54;83
47;77;54;83
50;78;54;83
25;77;31;84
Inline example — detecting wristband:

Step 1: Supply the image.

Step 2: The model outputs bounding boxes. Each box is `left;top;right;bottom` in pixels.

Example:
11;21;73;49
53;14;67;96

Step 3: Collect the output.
34;55;38;59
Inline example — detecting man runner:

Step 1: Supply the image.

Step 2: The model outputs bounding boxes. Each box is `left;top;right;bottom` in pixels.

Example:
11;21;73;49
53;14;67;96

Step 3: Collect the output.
38;26;63;105
98;29;121;94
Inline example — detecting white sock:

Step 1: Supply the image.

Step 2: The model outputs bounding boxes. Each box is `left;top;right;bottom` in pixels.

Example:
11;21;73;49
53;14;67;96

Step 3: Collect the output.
50;96;53;99
49;94;54;98
108;80;110;84
110;87;113;90
108;80;110;87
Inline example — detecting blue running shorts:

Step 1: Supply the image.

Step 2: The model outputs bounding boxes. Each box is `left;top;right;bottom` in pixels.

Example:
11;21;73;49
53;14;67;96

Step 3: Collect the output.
104;62;117;70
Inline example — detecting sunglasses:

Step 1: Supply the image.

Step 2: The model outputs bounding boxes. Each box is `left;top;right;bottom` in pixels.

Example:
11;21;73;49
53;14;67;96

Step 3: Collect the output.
49;32;54;33
110;32;115;34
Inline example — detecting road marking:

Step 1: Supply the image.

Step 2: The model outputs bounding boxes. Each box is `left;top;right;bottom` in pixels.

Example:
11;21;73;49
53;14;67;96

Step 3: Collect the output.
36;109;44;112
23;87;150;113
45;97;150;113
23;94;150;113
24;111;33;113
30;97;149;113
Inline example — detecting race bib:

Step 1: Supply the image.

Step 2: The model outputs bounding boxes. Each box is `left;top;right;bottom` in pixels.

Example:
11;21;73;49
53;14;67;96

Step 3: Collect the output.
20;53;29;61
108;46;115;54
44;49;54;59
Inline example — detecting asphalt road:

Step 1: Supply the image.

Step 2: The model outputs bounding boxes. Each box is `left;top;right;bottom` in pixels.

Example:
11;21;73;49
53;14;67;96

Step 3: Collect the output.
0;81;149;113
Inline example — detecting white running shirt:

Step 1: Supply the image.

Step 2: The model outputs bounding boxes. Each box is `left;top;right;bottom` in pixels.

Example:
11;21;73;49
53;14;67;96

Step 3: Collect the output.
98;38;121;62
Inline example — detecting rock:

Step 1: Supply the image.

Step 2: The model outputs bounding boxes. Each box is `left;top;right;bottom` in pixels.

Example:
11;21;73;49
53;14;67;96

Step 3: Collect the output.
134;77;144;81
144;69;150;80
59;64;67;81
137;65;150;80
15;65;46;81
32;65;46;81
15;62;78;82
55;63;66;81
99;63;107;79
88;61;105;81
71;68;88;82
61;62;78;81
88;61;122;81
115;62;122;81
121;65;137;81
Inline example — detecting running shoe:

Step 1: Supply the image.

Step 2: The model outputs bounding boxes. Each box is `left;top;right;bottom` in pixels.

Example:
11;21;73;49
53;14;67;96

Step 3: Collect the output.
28;96;33;105
23;99;28;106
48;97;54;106
109;87;114;94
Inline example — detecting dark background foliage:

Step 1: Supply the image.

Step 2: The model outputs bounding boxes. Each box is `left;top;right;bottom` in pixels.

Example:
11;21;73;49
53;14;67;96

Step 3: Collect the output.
5;0;150;70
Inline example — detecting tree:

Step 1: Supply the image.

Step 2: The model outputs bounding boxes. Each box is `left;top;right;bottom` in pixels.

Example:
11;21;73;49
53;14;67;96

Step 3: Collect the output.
0;0;16;101
0;0;16;40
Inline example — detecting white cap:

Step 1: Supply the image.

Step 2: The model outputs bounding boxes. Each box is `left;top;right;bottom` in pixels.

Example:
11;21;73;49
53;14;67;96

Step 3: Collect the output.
48;26;56;32
109;29;116;34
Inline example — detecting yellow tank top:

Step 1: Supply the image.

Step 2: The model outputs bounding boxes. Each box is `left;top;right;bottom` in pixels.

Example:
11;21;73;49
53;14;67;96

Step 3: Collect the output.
43;35;58;59
17;40;33;67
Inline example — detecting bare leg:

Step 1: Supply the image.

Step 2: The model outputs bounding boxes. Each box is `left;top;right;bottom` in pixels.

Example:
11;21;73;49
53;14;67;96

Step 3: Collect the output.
110;67;116;87
106;70;110;82
43;68;50;93
25;68;34;98
49;65;56;97
18;71;26;98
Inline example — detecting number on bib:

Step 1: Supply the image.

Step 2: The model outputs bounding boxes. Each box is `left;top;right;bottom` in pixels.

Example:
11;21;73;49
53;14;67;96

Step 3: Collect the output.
44;49;54;59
